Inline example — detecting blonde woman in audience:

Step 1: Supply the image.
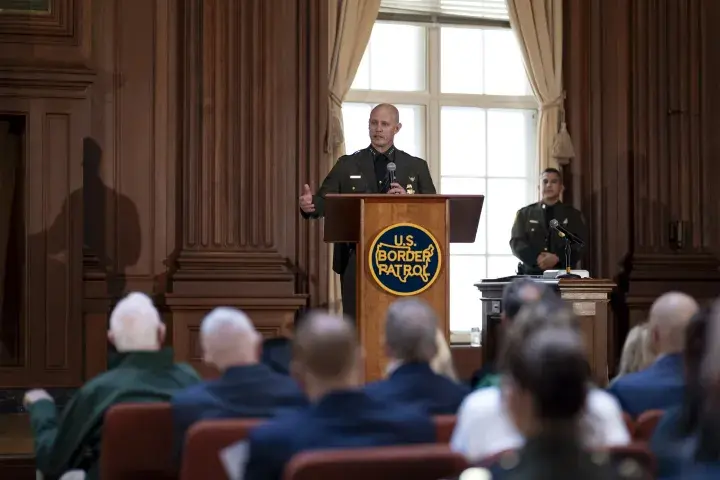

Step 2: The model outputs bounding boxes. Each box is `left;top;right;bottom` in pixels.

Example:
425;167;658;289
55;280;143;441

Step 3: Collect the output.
613;323;654;380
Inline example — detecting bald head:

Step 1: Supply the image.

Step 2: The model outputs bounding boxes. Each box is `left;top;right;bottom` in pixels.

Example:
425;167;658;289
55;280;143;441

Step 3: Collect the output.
385;298;438;363
200;307;260;370
293;312;359;381
648;292;699;354
371;103;400;123
369;103;401;152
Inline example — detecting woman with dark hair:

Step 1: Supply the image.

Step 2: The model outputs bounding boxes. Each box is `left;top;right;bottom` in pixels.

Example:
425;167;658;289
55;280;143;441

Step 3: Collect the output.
484;327;640;479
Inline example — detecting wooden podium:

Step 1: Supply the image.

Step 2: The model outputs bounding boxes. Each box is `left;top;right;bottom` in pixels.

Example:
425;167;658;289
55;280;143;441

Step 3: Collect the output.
324;194;484;382
476;278;616;386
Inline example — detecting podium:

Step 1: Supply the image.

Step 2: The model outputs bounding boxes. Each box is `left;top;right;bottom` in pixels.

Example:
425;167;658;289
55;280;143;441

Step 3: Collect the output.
324;193;484;382
476;277;616;386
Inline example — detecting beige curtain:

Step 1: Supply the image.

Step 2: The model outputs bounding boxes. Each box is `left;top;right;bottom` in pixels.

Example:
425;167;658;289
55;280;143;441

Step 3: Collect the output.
0;122;17;320
325;0;381;314
507;0;575;177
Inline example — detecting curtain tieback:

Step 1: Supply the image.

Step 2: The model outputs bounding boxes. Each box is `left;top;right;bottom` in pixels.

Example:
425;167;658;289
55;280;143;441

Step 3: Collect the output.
540;91;565;111
329;91;343;108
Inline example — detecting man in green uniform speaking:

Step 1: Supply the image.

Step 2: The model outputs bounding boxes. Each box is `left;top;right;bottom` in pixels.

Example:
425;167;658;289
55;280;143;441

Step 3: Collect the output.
298;103;436;320
510;168;587;275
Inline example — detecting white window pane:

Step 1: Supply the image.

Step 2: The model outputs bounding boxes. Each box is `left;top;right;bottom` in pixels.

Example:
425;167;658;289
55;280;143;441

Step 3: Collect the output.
484;29;532;96
487;255;520;279
351;49;371;90
353;23;426;92
487;109;535;178
342;103;373;154
440;107;486;177
342;103;425;158
450;255;486;331
441;27;483;94
395;105;425;158
487;178;532;255
440;177;486;255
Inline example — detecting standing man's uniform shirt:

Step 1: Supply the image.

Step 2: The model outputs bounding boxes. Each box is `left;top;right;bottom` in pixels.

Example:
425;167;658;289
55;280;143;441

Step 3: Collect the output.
510;201;587;275
300;145;435;318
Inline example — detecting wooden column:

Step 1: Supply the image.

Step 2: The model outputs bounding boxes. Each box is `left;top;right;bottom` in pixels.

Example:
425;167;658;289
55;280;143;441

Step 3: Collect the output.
167;0;327;375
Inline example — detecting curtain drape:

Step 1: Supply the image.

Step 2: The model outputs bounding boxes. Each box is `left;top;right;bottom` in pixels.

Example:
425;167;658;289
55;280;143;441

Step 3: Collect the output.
507;0;575;176
325;0;381;314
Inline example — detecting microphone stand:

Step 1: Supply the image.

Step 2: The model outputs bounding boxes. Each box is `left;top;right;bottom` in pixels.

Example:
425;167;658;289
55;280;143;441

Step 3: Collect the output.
557;237;581;279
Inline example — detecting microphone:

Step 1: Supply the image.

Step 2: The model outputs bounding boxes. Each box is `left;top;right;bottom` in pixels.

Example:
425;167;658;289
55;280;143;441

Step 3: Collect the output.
549;219;584;246
386;162;396;185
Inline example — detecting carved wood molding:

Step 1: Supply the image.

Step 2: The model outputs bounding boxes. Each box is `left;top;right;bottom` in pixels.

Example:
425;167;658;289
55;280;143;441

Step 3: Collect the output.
173;0;326;302
0;0;91;66
0;67;94;97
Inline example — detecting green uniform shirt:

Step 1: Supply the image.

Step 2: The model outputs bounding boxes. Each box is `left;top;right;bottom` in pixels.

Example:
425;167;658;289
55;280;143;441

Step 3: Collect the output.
509;201;587;275
28;348;201;479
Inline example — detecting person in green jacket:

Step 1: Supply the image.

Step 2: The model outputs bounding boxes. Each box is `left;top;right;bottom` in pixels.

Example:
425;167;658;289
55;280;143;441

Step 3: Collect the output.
23;292;201;480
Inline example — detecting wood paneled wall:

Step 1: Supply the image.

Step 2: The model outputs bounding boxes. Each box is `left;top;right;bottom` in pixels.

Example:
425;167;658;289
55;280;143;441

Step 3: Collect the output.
0;0;328;386
564;0;720;368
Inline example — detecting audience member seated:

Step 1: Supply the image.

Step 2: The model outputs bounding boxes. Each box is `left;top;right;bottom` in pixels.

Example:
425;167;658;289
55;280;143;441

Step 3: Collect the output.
431;328;459;381
365;298;470;414
241;311;436;480
650;306;711;479
611;323;655;383
451;300;630;463
608;292;698;417
480;327;644;479
171;307;308;456
471;278;557;390
24;292;200;480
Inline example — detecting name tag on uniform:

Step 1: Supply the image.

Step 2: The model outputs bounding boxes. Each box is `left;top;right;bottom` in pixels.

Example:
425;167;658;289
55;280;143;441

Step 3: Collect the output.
350;175;362;179
529;219;539;224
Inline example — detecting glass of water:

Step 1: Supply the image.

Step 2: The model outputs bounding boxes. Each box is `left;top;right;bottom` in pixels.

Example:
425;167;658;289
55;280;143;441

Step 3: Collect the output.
470;327;481;347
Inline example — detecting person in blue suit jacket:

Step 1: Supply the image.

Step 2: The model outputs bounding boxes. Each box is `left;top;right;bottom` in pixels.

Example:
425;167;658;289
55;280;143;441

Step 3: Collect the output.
242;311;436;480
364;298;470;414
608;292;699;417
171;307;308;457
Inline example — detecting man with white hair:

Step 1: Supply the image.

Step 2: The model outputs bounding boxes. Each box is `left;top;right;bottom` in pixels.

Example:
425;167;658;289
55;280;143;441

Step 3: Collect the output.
171;307;307;455
24;292;200;480
364;298;469;414
608;291;699;417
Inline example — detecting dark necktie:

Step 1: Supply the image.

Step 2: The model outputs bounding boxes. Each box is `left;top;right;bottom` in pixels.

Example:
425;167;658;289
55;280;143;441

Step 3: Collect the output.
374;154;389;192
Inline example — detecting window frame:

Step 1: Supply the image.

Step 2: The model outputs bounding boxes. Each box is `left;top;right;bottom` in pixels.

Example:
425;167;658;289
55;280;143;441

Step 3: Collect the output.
345;21;539;338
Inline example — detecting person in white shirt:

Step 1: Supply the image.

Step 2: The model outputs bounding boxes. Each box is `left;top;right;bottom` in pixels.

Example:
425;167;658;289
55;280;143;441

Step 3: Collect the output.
451;299;630;462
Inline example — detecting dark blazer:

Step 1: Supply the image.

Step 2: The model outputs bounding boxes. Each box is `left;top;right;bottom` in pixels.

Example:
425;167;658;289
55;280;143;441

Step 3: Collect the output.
301;146;436;275
171;364;307;455
243;389;436;480
607;353;685;417
364;362;470;414
510;201;587;275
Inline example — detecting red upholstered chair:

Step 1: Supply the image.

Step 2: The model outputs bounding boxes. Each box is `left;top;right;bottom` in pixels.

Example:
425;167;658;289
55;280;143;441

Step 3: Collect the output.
623;411;636;437
179;418;265;480
433;415;457;443
99;403;176;480
634;409;664;442
283;445;468;480
606;443;656;479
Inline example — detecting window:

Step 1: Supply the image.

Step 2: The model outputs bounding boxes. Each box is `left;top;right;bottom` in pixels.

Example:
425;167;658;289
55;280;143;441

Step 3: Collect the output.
343;22;538;333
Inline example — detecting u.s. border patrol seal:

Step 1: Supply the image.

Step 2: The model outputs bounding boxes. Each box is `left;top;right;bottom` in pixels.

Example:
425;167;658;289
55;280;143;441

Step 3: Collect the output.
368;223;442;296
